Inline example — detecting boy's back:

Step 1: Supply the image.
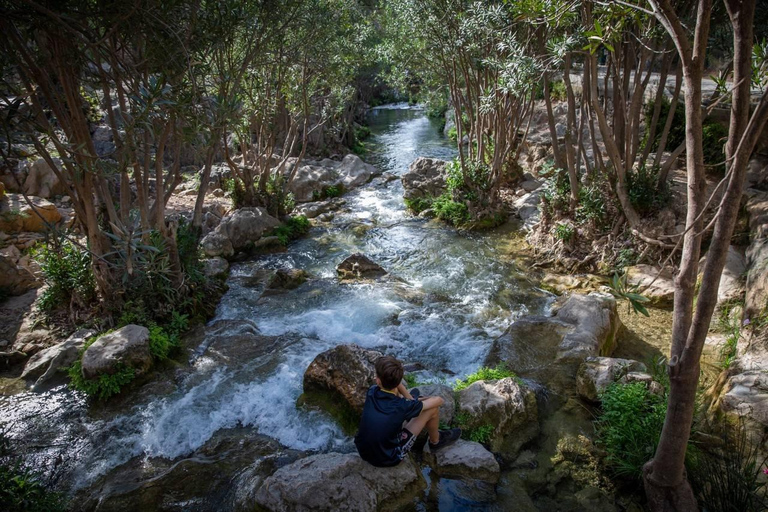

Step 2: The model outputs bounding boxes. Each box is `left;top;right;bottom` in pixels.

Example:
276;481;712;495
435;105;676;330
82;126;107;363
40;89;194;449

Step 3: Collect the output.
354;385;423;467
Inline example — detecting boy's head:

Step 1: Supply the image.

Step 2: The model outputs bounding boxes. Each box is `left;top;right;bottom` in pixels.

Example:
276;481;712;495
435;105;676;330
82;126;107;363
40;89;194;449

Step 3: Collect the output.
375;356;403;390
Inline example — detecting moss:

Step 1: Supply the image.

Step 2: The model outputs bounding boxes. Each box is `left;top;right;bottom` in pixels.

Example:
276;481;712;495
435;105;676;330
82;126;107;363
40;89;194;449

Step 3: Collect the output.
297;389;360;436
268;215;311;246
453;364;520;391
403;196;433;214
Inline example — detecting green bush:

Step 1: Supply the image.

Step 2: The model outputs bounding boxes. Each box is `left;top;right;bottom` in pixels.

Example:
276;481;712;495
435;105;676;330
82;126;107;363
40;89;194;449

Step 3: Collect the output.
627;163;670;215
269;215;311;246
447;125;457;141
0;464;65;512
575;183;608;227
596;382;667;479
549;80;567;101
431;193;469;226
403;196;433;214
453;364;519;391
554;222;575;242
34;238;96;312
453;412;494;444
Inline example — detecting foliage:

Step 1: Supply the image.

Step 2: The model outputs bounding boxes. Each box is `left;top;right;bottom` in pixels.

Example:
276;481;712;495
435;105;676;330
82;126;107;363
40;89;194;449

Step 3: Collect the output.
575;183;609;227
0;464;65;512
34;237;97;312
627;163;670;215
615;248;638;270
689;420;768;512
717;300;744;369
702;121;729;174
269;215;311;246
67;360;135;401
548;80;567;101
607;272;651;317
453;411;494;444
554;222;575;242
596;382;668;479
431;193;469;227
403;196;432;214
540;161;572;214
403;373;418;388
453;365;519;391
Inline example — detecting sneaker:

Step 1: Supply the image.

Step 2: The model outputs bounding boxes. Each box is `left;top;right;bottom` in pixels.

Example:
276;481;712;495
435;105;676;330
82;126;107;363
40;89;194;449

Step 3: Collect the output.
410;388;420;400
429;428;461;451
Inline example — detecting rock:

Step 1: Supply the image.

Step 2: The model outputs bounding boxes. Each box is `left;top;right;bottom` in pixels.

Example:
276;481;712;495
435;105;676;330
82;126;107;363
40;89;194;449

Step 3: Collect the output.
202;257;229;279
576;357;647;402
513;191;541;231
303;344;383;413
201;231;234;258
337;154;378;189
21;329;97;387
211;188;225;197
619;371;665;396
457;377;538;458
555;123;566;138
0;194;62;233
22;158;66;198
216;207;281;251
700;245;746;306
287;164;340;203
81;325;152;380
401;158;448;200
266;269;308;291
486;293;622;391
202;211;222;233
294;198;346;219
744;191;768;320
409;383;455;425
625;264;676;306
254;452;425;512
520;179;541;192
183;188;198;196
337;254;387;280
424;439;500;483
0;253;40;296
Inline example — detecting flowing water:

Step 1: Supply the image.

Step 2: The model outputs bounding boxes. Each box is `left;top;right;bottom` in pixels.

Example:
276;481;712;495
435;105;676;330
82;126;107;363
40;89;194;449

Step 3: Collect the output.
1;104;559;508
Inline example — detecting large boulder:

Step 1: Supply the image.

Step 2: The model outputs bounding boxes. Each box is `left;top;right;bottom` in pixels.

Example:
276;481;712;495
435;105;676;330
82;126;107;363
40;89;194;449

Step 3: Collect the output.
0;193;62;233
216;207;281;251
625;264;676;306
254;452;425;512
303;344;383;413
744;191;768;320
288;163;340;203
337;254;387;280
576;357;647;402
21;329;97;387
513;191;541;231
22;158;67;198
456;377;538;458
337;154;378;189
81;325;152;380
410;383;455;425
294;198;347;219
486;293;622;391
424;439;500;483
200;231;234;258
266;268;309;291
401;158;448;200
202;257;229;279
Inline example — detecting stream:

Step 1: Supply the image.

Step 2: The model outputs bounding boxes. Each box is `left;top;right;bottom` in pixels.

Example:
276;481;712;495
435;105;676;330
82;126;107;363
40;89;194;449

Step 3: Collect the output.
1;104;595;510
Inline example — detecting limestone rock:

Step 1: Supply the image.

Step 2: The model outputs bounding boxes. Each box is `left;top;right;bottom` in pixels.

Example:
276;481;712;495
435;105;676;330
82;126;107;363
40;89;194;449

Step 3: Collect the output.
401;158;448;200
216;207;281;251
409;383;455;425
201;231;234;258
520;179;541;193
337;154;378;189
303;344;383;413
202;257;229;279
266;269;309;291
0;194;62;233
576;357;647;402
287;164;340;203
424;439;500;483
0;253;39;296
21;328;97;387
22;158;67;198
81;325;152;380
337;254;387;280
457;377;538;458
254;452;425;512
295;198;346;219
555;292;622;360
625;264;676;306
513;191;541;231
744;191;768;320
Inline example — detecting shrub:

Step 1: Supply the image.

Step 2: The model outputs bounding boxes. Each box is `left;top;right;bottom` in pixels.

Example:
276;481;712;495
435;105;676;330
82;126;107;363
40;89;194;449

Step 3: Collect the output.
627;163;670;215
453;364;519;391
269;215;311;246
575;183;608;227
34;238;96;312
554;222;575;242
447;125;457;141
431;193;469;226
0;464;65;512
596;382;667;479
67;331;137;400
549;80;567;101
540;161;571;215
403;196;432;214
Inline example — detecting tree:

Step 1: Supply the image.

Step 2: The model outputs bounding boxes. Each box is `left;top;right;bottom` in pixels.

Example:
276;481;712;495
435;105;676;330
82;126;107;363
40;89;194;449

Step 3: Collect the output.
640;0;768;509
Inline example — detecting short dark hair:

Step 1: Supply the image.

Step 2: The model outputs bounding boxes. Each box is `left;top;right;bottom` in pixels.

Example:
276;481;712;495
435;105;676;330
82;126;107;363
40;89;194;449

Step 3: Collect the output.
375;356;403;390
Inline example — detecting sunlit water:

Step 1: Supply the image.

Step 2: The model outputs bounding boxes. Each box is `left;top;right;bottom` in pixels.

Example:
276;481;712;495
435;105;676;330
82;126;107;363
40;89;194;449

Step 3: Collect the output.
0;104;554;494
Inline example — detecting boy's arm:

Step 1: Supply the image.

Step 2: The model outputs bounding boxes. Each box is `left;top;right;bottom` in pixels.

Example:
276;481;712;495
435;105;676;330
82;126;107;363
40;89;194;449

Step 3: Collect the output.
419;396;444;411
396;382;413;400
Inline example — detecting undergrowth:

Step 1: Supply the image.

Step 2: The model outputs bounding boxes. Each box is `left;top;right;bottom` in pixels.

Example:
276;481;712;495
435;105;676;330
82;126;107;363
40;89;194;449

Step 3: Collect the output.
453;365;519;391
269;215;311;246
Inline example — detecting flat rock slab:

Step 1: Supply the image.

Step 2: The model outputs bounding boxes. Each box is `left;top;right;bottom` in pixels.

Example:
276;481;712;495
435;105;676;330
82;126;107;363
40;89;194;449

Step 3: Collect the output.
424;439;500;483
254;452;425;512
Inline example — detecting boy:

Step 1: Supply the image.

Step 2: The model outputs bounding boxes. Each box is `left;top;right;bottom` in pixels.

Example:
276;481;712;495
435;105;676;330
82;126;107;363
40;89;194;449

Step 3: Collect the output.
354;355;461;467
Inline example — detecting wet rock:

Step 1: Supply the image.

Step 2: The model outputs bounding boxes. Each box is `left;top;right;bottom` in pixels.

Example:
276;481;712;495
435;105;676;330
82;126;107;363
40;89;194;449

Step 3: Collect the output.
401;157;448;200
202;257;229;279
294;197;346;219
21;328;97;388
424;439;500;483
576;357;647;402
744;191;768;319
303;344;383;413
254;452;425;512
216;207;281;251
513;191;541;231
625;264;676;306
409;383;455;425
486;293;622;391
201;231;234;258
266;268;308;291
22;158;67;198
337;253;387;280
338;154;378;189
81;325;152;380
0;193;62;233
457;377;538;458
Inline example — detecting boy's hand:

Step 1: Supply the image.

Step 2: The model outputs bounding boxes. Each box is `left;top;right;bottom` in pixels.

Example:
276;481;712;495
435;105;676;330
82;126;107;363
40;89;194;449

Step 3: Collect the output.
396;383;413;400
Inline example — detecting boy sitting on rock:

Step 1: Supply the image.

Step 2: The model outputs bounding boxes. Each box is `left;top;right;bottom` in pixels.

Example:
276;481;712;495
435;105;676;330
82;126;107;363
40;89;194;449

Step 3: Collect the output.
355;355;460;467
